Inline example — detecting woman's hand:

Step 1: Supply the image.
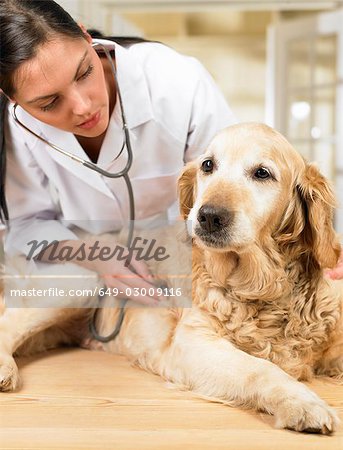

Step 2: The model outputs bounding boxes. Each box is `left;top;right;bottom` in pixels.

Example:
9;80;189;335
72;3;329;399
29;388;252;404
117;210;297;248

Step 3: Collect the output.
325;247;343;280
43;238;164;306
90;245;163;306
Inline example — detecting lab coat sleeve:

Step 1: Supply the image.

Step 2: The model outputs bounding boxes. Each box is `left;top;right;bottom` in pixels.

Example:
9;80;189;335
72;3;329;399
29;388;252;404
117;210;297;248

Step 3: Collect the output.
4;118;78;258
184;60;237;163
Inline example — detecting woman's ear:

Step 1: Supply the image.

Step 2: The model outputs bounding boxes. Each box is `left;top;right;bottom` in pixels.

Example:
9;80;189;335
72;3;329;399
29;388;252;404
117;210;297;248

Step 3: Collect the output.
78;23;93;43
276;163;341;269
178;162;197;220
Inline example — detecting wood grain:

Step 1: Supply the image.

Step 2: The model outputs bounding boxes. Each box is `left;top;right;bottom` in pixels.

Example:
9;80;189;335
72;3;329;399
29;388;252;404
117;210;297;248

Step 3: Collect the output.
0;348;342;449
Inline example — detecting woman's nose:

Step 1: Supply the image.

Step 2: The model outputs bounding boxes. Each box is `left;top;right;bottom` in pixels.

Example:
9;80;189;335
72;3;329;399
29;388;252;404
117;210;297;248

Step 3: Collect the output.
70;89;92;116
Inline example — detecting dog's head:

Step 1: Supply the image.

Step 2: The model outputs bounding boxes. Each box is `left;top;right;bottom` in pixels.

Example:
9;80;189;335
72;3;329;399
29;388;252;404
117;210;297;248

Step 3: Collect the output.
178;123;340;270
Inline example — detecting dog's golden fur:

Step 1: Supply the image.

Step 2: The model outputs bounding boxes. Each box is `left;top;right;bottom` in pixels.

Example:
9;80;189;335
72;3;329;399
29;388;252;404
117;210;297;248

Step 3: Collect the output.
1;123;343;434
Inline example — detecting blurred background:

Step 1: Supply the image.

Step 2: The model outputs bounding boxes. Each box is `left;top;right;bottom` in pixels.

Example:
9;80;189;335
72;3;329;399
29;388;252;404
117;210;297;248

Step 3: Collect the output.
59;0;343;233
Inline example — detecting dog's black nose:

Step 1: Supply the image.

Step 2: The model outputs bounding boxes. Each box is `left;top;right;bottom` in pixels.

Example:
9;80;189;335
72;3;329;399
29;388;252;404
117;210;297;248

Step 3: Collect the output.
197;205;231;233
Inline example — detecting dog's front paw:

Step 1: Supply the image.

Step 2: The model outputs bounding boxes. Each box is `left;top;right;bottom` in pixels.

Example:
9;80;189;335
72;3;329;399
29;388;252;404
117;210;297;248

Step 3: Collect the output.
0;355;19;391
274;391;340;434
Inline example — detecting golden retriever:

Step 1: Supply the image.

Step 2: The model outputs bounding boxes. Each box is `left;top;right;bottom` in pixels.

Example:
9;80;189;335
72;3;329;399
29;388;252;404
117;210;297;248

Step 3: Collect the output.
1;122;343;434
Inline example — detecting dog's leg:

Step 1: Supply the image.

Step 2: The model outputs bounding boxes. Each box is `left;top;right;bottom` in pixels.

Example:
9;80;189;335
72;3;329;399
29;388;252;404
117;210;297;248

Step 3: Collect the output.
0;308;82;391
132;309;339;434
0;257;99;391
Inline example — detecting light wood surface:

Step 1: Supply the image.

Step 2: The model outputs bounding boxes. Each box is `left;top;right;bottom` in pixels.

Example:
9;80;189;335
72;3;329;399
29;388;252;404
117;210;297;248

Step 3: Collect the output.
0;348;342;449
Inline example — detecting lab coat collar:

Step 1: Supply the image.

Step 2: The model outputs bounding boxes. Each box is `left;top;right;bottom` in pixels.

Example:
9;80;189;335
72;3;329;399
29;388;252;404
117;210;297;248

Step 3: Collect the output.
11;104;115;199
39;123;117;199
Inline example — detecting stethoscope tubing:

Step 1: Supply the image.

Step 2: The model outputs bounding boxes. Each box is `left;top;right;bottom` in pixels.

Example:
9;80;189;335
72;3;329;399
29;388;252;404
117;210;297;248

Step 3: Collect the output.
12;42;135;342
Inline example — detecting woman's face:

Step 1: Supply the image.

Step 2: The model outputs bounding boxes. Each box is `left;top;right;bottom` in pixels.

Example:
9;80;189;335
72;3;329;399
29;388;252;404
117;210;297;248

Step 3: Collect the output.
12;34;110;138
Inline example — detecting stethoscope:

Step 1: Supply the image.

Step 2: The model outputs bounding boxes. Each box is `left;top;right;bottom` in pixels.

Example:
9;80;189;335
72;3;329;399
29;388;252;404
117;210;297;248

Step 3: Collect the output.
12;42;136;342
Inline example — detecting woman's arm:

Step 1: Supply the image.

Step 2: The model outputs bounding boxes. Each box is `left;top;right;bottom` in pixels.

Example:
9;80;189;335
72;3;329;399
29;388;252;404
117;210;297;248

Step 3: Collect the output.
325;247;343;280
37;238;162;305
4;111;78;257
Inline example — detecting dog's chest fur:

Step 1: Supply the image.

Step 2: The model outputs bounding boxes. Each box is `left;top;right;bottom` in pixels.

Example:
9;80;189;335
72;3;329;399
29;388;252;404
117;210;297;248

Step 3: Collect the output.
195;261;341;381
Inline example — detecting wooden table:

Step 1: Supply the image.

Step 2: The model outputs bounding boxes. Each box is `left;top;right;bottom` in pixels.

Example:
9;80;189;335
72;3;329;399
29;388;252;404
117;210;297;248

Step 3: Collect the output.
0;348;342;449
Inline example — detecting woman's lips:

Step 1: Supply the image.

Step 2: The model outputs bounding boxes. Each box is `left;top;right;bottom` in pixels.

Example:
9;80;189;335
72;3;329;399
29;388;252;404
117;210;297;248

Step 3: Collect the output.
77;111;101;130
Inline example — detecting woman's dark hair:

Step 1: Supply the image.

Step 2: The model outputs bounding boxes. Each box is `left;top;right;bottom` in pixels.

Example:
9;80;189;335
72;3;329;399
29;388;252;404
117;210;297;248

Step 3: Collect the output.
0;0;86;98
0;0;151;222
0;95;8;223
0;0;86;222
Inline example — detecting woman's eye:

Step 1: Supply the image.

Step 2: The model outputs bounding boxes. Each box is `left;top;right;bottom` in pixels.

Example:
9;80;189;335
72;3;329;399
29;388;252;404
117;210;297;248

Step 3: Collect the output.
78;64;94;81
254;167;271;180
41;98;58;112
201;159;214;173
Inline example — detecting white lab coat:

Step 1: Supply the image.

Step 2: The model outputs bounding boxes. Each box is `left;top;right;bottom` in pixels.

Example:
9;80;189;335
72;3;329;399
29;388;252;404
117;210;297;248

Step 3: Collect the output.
4;39;236;256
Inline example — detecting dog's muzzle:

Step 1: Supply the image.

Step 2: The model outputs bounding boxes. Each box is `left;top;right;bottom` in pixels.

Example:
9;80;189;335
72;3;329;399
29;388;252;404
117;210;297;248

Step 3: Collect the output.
195;204;232;247
197;205;231;233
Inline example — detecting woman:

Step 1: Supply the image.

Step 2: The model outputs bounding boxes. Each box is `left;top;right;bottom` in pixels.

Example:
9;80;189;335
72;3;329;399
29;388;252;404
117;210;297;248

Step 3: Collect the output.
0;0;239;305
0;0;342;304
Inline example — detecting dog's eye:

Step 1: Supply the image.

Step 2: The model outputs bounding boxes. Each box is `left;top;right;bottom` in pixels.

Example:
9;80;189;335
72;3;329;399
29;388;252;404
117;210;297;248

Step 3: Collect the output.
254;167;271;180
201;159;214;173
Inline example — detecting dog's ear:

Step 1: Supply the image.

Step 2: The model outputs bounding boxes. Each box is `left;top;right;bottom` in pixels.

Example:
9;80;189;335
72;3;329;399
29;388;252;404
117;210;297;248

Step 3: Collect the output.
276;163;340;269
178;162;197;219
